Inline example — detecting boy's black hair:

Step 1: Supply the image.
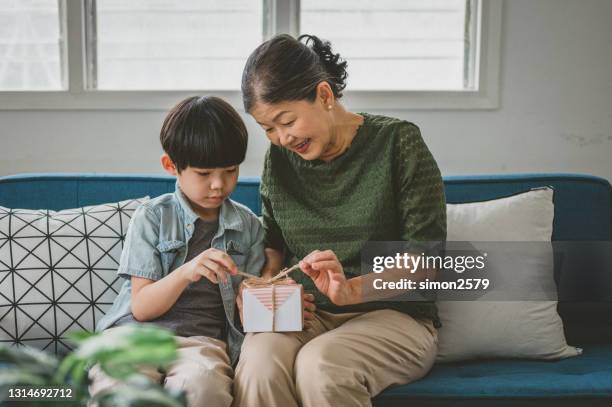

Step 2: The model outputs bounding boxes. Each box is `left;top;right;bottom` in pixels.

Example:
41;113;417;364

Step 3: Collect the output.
160;96;248;172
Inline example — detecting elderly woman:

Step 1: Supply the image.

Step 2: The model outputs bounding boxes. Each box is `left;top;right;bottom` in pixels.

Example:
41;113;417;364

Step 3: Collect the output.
233;34;447;407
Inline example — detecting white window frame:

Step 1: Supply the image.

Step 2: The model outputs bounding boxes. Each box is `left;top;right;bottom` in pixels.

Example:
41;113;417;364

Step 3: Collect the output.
0;0;502;111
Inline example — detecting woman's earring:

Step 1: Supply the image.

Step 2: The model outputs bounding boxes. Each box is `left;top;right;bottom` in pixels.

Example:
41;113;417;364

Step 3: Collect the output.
327;105;333;110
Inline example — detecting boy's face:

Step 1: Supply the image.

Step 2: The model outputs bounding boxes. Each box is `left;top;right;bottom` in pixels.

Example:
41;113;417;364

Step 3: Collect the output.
161;154;239;218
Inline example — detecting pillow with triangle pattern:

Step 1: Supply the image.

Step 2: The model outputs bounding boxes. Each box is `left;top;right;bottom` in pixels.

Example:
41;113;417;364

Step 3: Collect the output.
0;197;148;355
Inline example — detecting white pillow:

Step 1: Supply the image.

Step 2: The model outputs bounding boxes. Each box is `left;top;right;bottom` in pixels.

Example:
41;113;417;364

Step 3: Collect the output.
0;197;148;354
436;187;581;362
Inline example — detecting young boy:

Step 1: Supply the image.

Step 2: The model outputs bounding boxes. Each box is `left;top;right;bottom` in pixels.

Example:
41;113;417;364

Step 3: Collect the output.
89;96;265;407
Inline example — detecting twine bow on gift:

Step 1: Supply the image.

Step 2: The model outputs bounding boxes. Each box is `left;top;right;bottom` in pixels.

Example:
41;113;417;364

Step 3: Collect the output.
233;263;301;284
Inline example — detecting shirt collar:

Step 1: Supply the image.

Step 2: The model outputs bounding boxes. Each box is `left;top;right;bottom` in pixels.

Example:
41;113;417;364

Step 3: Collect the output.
174;181;243;231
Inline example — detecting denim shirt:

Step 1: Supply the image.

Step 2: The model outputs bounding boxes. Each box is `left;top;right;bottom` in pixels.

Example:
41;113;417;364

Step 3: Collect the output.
96;182;265;365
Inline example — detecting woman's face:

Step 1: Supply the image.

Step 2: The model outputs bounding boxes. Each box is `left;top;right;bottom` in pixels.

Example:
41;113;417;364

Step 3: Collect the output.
250;98;333;161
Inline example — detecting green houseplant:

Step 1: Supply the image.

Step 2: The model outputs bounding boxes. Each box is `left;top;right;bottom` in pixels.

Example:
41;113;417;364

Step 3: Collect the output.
0;324;186;406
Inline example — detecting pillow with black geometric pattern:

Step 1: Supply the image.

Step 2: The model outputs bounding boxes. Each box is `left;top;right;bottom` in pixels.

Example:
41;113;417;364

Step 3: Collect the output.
0;197;148;355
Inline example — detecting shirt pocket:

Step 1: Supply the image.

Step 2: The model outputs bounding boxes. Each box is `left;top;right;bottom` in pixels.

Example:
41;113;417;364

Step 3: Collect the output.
226;239;247;269
157;240;186;273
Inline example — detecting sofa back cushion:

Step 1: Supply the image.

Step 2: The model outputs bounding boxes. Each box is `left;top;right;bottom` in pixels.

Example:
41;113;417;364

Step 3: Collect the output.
1;173;610;344
1;174;608;241
0;197;148;354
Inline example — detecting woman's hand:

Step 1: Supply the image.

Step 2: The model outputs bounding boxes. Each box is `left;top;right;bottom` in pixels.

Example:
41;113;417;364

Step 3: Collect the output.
299;250;358;306
302;292;316;328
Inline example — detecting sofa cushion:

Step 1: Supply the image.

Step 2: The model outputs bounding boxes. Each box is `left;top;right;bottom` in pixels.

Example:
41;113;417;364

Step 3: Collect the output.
0;174;262;215
374;344;612;405
0;197;148;354
1;173;610;344
444;174;612;345
436;187;580;362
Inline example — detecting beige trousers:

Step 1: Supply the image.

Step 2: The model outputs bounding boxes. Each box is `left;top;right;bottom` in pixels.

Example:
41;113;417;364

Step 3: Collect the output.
88;329;233;407
233;309;438;407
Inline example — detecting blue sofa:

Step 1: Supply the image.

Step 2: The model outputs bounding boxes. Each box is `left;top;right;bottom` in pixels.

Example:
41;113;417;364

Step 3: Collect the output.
1;173;611;406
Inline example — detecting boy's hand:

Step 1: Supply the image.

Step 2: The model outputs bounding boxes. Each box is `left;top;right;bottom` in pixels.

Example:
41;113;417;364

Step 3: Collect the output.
181;248;237;284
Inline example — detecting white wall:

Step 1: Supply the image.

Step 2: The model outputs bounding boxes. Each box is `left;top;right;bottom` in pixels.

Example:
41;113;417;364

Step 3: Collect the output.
1;0;611;181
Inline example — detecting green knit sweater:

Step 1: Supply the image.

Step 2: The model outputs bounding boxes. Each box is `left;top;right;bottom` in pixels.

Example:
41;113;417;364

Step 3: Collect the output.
260;113;447;327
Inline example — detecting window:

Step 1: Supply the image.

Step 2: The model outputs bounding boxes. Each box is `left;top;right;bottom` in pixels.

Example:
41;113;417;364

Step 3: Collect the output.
91;0;263;90
0;0;65;90
0;0;501;110
301;0;476;91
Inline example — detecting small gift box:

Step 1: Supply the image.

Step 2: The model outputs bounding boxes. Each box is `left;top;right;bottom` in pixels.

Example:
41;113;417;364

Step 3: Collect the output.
242;283;304;332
